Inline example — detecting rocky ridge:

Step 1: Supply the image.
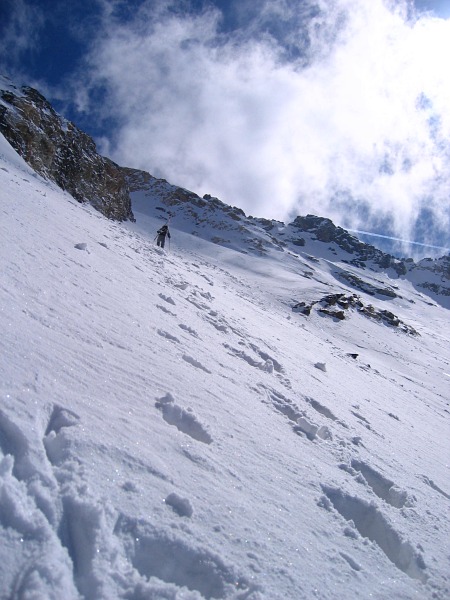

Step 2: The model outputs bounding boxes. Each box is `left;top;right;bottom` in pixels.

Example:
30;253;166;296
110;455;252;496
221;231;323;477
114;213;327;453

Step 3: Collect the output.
0;76;133;221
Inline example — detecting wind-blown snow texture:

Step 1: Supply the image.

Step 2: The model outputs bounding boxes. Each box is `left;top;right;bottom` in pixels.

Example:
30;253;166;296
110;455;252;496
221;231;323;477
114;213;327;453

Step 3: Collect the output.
1;132;449;600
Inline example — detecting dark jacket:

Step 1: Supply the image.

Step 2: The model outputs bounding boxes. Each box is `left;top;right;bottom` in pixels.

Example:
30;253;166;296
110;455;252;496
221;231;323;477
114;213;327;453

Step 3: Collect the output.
157;225;170;238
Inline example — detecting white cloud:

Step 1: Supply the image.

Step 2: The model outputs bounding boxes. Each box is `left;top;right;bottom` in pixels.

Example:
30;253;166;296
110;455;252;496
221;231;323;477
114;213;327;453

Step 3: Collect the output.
75;0;450;248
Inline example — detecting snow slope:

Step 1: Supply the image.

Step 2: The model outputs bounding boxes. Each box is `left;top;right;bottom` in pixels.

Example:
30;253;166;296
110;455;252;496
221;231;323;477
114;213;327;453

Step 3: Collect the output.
1;132;449;600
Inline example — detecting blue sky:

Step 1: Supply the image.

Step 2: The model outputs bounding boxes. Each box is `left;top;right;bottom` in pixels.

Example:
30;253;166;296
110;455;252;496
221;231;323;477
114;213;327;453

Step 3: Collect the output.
1;0;449;257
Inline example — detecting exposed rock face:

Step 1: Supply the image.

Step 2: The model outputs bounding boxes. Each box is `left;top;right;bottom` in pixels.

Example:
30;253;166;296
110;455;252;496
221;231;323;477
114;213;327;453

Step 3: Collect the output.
0;79;133;221
410;256;450;298
292;293;419;335
289;214;449;303
290;215;398;269
337;271;398;298
123;167;248;224
122;166;204;211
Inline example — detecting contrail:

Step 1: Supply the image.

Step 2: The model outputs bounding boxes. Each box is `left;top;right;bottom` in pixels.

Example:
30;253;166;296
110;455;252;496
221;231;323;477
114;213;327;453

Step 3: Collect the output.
348;229;450;253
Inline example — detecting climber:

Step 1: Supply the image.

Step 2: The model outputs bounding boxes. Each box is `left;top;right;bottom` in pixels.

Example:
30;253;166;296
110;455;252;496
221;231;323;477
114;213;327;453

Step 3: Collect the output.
156;224;171;248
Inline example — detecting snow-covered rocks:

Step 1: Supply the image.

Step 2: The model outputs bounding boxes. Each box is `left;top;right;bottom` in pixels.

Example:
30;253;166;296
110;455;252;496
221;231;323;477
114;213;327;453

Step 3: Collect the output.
165;492;193;517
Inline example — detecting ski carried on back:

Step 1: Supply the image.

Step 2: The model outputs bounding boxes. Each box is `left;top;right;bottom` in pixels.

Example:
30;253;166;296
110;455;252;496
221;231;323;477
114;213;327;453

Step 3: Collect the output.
154;212;174;250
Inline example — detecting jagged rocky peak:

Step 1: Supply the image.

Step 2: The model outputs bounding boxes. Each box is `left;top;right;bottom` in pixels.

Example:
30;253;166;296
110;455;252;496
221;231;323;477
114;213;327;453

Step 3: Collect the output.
122;166;247;221
410;255;450;299
417;255;450;278
122;166;204;207
121;166;158;192
291;215;340;242
289;214;449;303
291;214;379;256
290;214;406;271
0;76;133;221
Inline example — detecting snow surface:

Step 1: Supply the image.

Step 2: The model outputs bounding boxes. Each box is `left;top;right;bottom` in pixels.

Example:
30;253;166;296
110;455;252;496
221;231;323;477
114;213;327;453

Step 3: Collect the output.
1;132;449;599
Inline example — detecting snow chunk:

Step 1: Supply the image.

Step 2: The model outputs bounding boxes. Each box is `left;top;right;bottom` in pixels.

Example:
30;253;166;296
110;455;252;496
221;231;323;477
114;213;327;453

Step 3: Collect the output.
165;492;193;518
155;395;213;444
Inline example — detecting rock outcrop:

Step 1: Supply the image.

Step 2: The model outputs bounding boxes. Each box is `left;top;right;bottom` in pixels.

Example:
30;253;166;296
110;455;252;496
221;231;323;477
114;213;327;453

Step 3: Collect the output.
290;215;402;270
289;215;449;304
410;256;450;299
292;293;419;335
0;78;133;221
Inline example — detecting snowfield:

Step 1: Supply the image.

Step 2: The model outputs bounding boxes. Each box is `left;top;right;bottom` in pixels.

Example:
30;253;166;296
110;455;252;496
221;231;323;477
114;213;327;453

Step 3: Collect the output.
1;133;449;600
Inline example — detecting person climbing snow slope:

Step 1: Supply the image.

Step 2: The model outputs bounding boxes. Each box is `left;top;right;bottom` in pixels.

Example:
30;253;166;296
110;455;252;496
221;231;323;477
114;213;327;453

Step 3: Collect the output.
156;224;171;248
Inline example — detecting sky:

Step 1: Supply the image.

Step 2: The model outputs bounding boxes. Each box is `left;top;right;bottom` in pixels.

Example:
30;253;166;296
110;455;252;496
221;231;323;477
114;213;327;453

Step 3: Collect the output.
1;0;450;257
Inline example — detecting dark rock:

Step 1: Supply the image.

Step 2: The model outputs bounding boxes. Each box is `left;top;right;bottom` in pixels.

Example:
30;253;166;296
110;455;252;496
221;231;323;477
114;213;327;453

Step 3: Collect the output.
255;218;276;232
289;214;421;276
392;261;407;276
319;308;346;320
292;301;314;315
293;291;418;335
338;271;397;298
0;84;133;221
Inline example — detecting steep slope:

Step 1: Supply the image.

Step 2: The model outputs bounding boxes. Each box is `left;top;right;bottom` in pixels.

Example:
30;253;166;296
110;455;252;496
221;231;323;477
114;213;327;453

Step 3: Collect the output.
1;133;449;599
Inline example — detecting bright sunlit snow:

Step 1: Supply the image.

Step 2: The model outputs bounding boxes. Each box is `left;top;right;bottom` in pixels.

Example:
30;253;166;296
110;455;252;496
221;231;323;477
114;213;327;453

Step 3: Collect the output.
0;132;449;599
